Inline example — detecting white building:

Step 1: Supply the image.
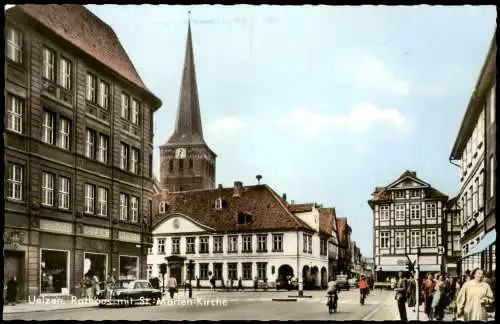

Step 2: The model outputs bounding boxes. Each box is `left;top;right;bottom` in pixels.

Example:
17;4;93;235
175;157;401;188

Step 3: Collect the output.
368;170;449;281
147;182;334;289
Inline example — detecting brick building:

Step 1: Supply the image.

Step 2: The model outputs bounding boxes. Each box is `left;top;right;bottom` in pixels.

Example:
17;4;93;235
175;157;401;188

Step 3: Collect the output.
4;5;161;298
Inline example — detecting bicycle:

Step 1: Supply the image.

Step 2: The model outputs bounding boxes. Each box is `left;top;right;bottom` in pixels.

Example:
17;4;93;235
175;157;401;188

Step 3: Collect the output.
327;293;338;313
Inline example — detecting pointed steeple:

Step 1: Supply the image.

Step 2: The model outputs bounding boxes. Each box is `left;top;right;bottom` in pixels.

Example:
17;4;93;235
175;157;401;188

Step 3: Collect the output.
165;14;205;146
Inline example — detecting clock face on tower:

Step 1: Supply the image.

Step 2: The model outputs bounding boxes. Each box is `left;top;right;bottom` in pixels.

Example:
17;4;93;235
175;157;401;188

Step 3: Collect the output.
175;148;187;159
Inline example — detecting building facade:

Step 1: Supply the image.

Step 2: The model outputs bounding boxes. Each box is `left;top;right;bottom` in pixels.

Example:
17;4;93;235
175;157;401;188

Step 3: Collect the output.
148;183;333;289
368;170;448;281
443;196;461;276
336;217;353;277
4;5;161;298
450;29;496;273
159;22;216;192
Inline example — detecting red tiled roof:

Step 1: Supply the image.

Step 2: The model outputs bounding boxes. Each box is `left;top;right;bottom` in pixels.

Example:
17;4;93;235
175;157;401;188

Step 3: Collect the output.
288;203;314;213
336;218;346;244
153;185;314;233
13;4;160;107
318;208;335;236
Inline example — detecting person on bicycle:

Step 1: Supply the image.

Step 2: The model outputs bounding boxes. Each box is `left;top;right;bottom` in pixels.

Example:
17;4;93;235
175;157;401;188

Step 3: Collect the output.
325;277;339;305
359;275;369;302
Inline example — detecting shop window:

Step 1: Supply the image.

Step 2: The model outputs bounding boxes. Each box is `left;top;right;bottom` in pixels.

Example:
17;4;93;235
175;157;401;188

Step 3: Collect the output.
84;253;108;282
119;255;139;280
41;249;69;294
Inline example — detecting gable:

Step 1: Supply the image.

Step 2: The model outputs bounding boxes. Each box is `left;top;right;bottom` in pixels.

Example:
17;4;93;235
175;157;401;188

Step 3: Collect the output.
388;176;429;189
153;214;213;235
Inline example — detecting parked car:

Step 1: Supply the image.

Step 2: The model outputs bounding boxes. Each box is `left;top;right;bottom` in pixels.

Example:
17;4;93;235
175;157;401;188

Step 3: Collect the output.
335;275;349;290
97;279;162;307
348;278;358;289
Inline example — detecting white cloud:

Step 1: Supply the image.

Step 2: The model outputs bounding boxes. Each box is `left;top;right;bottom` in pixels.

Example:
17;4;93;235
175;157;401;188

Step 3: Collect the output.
273;102;408;139
354;54;410;96
206;116;247;136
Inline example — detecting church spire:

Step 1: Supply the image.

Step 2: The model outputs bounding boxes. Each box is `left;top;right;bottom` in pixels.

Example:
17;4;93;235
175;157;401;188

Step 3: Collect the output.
165;13;205;146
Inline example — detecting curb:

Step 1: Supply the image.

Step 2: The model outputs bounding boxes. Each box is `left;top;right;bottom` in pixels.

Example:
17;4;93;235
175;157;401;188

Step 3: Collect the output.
288;295;312;298
272;298;297;302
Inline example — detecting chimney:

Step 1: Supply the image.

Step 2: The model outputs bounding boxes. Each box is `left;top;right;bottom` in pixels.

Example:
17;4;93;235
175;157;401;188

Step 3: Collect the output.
218;184;223;190
282;193;287;202
233;181;243;197
411;171;417;177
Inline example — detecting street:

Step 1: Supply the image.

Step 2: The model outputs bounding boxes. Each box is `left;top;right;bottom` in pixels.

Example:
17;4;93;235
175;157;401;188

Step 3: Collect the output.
4;289;394;320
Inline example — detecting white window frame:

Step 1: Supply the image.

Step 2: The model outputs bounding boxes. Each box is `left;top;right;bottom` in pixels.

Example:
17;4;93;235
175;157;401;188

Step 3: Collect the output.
97;187;108;217
7;94;23;134
85;129;95;159
98;81;109;109
243;235;252;252
473;178;479;212
395;204;405;220
395;231;405;248
186;237;195;254
410;204;420;219
97;134;108;163
42;47;55;81
394;191;404;199
228;235;238;252
121;93;130;120
84;184;95;214
159;202;166;214
59;57;72;90
411;189;420;198
257;262;267;280
379;231;390;248
172;237;180;254
6;27;22;63
425;203;436;218
213;236;223;253
58;177;70;209
42;110;55;145
379;205;390;221
215;198;222;209
86;73;97;102
130;148;139;174
479;171;484;209
157;238;165;254
130;196;138;223
57;117;70;150
453;213;460;226
131;99;140;125
257;235;267;251
272;234;283;251
120;143;129;170
120;194;128;221
7;164;23;200
199;237;209;253
41;172;54;206
426;230;437;248
410;231;421;248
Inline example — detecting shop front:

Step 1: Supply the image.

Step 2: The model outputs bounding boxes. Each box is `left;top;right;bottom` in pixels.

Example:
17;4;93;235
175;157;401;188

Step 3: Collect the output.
84;252;108;282
40;249;70;295
119;255;140;280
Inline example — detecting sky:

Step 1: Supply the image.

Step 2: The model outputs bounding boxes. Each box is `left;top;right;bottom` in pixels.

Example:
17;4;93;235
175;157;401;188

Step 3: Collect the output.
87;5;496;257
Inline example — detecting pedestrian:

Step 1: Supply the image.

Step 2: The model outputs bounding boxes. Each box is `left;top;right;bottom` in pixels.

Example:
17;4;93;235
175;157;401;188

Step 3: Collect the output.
92;275;99;298
85;275;92;298
105;273;115;289
421;273;435;318
196;276;200;291
394;271;408;321
456;267;494;321
80;276;88;297
254;276;258;291
209;275;216;292
431;274;445;320
168;276;178;299
237;277;243;291
6;276;18;306
406;272;416;310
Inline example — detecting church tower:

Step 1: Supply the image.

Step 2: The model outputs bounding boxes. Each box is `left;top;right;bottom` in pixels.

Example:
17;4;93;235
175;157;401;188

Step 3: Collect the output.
159;20;216;192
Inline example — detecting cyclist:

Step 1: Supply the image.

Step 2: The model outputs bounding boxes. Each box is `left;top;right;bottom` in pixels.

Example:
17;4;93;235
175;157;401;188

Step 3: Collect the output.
325;277;339;309
359;275;369;303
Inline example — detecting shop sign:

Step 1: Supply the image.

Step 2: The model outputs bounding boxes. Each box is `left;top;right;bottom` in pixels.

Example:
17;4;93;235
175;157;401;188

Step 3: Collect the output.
83;225;110;239
118;231;141;243
39;220;73;234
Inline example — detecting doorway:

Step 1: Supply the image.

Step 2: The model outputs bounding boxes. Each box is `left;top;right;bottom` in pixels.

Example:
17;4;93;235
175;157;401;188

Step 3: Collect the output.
4;251;25;300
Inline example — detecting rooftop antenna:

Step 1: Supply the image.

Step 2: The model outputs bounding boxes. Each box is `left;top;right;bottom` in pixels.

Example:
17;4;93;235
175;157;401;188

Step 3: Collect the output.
256;175;262;185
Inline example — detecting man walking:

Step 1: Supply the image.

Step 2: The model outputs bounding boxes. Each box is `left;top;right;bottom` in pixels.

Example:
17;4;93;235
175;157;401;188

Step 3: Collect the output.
395;271;408;321
168;276;177;299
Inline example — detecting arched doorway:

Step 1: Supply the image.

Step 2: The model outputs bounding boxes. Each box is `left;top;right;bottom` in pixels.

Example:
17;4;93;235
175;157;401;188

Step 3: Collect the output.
321;267;328;288
278;264;294;280
311;266;320;289
302;265;310;290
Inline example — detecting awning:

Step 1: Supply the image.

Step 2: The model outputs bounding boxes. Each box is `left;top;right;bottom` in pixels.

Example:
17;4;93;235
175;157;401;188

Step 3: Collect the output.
465;230;496;257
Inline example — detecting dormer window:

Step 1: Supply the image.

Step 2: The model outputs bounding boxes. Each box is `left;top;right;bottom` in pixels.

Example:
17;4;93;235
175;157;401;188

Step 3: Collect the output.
215;198;222;209
411;189;420;198
159;202;166;214
394;191;404;199
238;212;252;225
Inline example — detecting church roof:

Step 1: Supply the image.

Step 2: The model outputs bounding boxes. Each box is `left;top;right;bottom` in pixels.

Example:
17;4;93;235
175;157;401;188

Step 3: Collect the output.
10;4;161;109
163;21;206;147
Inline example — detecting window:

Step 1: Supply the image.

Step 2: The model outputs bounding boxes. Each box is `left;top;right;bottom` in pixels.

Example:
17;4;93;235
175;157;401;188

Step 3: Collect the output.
410;204;420;219
41;172;54;206
42;47;56;81
97;187;108;217
473;178;479;212
227;263;237;280
303;234;308;253
149;154;153;178
98;81;110;109
199;263;209;280
410;231;421;248
7;164;23;200
41;249;69;293
169;160;174;173
395;231;405;248
121;93;130;120
453;236;460;251
58;177;70;209
453;213;460;226
257;262;267;280
242;235;252;252
238;212;253;225
215;198;222;209
228;235;238;253
120;143;129;170
6;27;22;63
213;236;223;253
42;110;55;144
186;237;195;254
411;190;420;198
130;196;138;222
479;170;484;209
147;265;153;279
86;73;97;102
7;94;23;134
426;203;436;218
257;235;267;252
159;202;166;214
179;159;184;173
172;237;180;254
120;194;128;221
379;205;389;221
189;159;193;171
242;263;252;280
85;129;95;159
57;117;71;150
157;238;165;254
272;234;283;252
491;86;496;124
394;191;404;199
119;255;138;280
131;99;140;125
491;157;495;198
59;57;72;90
395;204;405;220
380;231;390;248
131;148;139;174
84;184;95;214
213;263;222;280
468;186;473;217
426;230;437;247
199;236;209;253
320;238;327;256
97;134;109;163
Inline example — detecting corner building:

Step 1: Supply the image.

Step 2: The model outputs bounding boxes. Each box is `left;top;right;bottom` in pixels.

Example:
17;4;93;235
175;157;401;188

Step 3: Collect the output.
4;5;161;298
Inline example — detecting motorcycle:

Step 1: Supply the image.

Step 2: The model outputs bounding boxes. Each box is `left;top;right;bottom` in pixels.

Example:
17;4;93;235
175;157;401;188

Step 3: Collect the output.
327;293;338;313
